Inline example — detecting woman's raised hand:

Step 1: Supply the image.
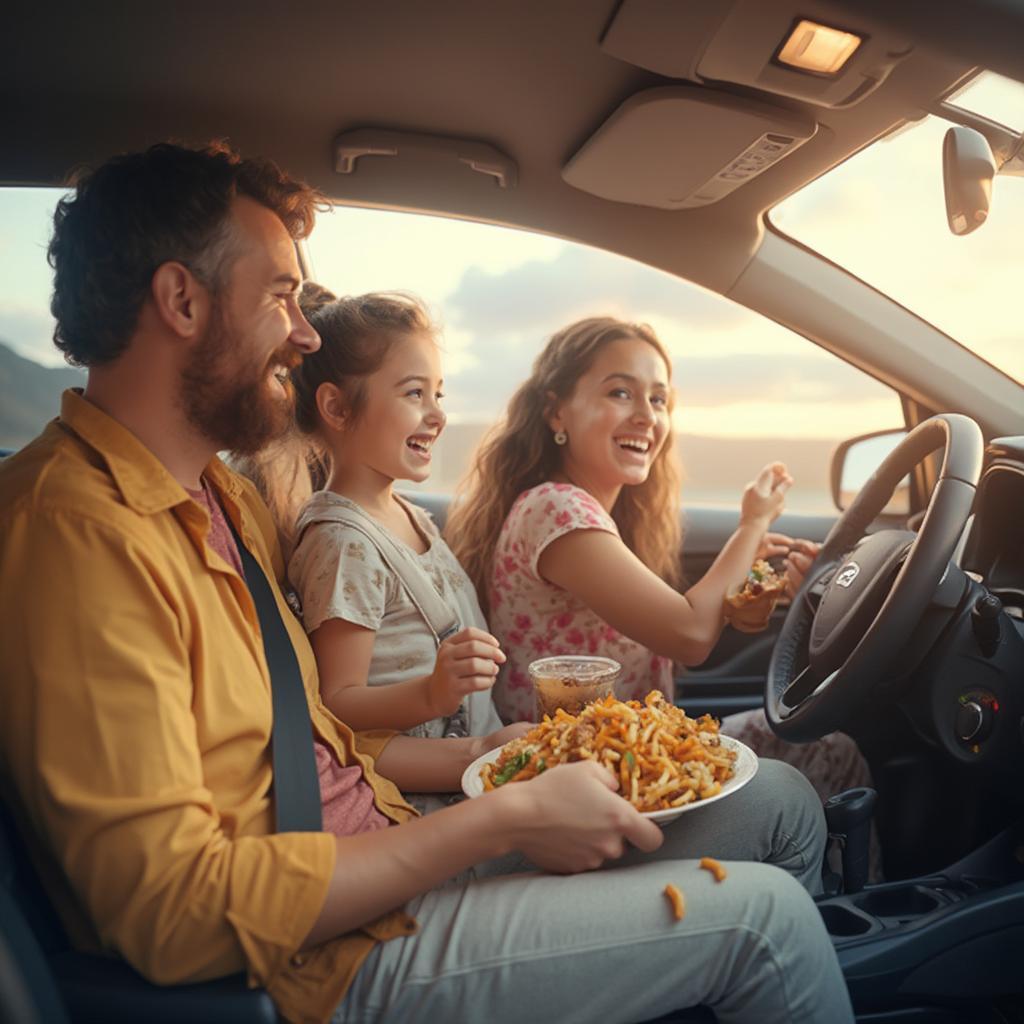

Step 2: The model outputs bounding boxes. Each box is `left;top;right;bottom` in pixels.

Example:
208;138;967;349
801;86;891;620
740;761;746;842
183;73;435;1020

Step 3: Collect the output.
426;627;507;718
740;462;793;527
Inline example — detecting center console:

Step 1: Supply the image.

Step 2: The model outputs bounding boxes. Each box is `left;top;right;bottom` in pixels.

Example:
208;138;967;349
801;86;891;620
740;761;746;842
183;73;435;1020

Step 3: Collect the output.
816;823;1024;1007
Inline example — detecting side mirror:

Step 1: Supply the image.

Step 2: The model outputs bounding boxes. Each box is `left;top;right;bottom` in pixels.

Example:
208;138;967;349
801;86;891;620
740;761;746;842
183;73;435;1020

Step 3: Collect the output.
831;429;910;515
943;126;997;236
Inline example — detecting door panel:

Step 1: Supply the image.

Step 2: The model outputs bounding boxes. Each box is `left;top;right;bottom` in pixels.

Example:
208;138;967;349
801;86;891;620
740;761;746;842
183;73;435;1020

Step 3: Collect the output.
676;506;837;719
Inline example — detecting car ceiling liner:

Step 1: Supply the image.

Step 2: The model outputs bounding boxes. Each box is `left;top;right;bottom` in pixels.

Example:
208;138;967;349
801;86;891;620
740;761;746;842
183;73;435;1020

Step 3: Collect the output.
562;0;912;210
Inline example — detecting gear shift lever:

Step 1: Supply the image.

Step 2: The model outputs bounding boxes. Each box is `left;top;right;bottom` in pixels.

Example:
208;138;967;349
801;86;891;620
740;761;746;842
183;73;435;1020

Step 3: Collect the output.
823;787;876;894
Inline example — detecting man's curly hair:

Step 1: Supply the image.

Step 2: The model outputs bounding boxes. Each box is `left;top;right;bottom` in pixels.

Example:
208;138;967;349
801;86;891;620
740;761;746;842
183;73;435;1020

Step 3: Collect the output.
48;141;326;366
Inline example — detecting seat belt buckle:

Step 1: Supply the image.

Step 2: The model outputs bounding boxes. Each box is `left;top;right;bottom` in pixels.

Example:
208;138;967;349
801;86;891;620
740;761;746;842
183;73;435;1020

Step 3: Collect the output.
437;623;461;645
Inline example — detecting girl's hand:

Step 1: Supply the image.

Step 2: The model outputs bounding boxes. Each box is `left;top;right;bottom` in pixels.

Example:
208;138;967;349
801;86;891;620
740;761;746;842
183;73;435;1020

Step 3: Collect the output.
740;462;793;528
469;722;533;762
783;539;821;597
426;627;506;718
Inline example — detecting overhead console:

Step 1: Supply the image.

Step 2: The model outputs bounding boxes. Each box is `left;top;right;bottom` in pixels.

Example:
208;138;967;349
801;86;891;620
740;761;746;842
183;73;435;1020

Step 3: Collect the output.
562;86;816;209
601;0;912;109
562;0;912;210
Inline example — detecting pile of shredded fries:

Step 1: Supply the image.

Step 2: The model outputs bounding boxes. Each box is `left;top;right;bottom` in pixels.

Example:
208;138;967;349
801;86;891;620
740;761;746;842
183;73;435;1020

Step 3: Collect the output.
480;690;736;812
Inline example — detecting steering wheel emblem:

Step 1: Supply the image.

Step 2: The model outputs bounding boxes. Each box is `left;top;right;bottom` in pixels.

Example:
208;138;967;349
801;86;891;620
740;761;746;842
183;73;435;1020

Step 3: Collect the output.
836;562;861;588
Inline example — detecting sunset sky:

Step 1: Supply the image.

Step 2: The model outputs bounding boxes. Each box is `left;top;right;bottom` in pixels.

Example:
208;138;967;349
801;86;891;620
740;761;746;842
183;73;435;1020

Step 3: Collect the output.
1;74;1019;452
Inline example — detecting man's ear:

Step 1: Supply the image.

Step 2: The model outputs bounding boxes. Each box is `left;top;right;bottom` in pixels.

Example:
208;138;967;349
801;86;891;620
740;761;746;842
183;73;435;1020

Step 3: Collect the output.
150;261;210;340
316;382;348;433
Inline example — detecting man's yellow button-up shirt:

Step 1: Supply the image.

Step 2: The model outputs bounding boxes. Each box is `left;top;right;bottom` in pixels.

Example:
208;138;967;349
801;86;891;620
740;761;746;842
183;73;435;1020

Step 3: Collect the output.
0;390;417;1024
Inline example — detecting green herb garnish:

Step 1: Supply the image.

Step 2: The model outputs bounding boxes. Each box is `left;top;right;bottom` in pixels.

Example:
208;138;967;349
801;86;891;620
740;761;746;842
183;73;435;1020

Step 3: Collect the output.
493;749;533;786
625;751;636;771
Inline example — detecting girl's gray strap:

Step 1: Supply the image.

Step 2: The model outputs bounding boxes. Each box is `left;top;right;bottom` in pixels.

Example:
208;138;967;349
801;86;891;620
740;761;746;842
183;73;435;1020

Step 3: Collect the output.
298;503;459;647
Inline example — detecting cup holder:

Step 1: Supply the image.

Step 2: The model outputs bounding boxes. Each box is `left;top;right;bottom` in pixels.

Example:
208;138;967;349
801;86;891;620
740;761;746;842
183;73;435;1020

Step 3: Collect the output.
818;904;875;937
854;885;942;919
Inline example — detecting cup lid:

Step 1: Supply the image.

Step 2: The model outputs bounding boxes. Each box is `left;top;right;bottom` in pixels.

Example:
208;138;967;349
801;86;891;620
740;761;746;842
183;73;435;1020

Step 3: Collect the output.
528;655;621;680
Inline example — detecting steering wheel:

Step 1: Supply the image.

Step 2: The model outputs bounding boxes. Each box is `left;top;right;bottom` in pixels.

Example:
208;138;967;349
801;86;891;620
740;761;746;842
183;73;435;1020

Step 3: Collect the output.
766;414;984;743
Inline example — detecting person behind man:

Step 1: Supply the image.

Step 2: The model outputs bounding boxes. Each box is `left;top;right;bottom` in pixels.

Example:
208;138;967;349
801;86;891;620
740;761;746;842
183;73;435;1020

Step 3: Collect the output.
0;142;854;1024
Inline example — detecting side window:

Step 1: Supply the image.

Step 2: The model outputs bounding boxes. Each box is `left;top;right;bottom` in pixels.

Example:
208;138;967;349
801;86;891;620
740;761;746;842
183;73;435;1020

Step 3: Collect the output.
0;189;903;512
306;207;903;513
0;188;81;451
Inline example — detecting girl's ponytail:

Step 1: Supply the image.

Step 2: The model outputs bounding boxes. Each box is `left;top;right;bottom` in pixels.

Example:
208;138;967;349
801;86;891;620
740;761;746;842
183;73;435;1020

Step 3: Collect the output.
231;281;337;556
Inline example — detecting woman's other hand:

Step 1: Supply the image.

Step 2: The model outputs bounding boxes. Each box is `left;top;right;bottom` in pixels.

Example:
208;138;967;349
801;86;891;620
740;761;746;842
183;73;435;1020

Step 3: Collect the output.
740;462;793;527
784;539;821;597
757;531;794;561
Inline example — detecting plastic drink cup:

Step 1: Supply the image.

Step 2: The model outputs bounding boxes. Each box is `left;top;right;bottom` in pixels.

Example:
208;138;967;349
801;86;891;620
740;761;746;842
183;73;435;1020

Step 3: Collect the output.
528;656;621;719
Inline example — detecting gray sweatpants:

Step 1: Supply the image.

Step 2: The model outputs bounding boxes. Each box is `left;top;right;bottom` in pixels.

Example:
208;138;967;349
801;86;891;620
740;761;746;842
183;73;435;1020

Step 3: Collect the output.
334;759;853;1024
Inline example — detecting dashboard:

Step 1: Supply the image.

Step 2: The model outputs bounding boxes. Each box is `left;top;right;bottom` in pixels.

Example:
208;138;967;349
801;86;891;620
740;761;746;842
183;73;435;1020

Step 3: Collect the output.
964;436;1024;622
915;434;1024;774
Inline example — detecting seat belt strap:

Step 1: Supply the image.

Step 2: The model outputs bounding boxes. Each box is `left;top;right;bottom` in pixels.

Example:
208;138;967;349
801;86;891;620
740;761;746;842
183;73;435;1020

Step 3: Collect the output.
227;519;322;834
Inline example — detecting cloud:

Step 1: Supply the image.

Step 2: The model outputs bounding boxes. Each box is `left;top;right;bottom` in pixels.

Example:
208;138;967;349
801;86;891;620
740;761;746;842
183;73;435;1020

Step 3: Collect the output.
435;244;892;420
675;353;885;407
441;329;886;422
444;245;746;341
441;328;545;421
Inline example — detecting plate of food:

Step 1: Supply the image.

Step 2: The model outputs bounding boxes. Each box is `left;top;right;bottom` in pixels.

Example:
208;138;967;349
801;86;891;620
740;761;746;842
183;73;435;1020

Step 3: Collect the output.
461;690;758;826
724;559;787;633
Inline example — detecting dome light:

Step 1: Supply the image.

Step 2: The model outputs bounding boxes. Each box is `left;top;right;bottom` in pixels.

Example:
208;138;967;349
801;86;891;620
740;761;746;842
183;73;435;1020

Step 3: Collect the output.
777;20;862;76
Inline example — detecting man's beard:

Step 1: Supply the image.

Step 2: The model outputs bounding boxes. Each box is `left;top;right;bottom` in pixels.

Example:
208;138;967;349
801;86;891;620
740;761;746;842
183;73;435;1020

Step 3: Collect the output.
179;306;301;456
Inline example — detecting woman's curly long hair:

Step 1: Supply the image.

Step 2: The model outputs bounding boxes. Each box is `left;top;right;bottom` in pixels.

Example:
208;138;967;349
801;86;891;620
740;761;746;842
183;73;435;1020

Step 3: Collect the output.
446;317;683;618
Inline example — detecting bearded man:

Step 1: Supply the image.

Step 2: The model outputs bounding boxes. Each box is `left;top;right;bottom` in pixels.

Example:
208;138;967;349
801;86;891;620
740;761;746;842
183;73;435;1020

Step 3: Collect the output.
0;142;852;1024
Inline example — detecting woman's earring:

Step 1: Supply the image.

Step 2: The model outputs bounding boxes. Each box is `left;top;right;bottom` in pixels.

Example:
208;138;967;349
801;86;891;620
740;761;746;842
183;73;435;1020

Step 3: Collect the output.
553;430;568;446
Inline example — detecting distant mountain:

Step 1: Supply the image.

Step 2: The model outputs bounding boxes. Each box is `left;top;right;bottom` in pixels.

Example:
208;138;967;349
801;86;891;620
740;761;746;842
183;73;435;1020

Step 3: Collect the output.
0;340;842;513
0;341;84;450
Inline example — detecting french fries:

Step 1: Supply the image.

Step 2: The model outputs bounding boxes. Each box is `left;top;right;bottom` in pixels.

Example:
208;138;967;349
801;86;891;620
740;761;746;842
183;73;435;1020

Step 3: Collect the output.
664;883;685;921
724;559;786;633
700;856;728;883
479;690;737;813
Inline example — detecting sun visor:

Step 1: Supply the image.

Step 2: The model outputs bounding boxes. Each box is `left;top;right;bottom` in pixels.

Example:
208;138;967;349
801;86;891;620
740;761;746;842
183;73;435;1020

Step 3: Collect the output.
562;87;817;210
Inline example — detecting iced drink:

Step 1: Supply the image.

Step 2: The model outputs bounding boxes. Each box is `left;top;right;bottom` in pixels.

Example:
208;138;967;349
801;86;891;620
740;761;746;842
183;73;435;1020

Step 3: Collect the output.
529;656;621;719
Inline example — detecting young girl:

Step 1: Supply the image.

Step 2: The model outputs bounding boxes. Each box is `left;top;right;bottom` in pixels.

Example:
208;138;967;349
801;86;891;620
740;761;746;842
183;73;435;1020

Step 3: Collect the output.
447;315;874;812
267;290;519;815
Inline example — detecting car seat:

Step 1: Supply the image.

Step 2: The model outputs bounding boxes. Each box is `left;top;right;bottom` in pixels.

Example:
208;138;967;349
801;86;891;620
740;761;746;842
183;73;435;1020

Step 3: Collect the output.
0;800;279;1023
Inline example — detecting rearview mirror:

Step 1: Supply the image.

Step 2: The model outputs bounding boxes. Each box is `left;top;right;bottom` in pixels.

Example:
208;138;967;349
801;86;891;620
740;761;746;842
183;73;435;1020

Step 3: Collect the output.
943;126;997;236
831;429;910;515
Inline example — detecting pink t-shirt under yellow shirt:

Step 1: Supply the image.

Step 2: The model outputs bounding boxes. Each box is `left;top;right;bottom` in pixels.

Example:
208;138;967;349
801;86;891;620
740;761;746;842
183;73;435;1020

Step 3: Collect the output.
190;478;390;837
489;482;674;723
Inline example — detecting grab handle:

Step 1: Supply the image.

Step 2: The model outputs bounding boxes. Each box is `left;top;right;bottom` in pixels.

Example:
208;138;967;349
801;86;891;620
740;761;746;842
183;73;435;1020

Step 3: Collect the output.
334;128;518;188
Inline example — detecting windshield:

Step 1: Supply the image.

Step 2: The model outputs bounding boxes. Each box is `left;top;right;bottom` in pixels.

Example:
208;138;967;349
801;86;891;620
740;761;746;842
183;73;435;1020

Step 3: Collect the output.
773;72;1024;385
